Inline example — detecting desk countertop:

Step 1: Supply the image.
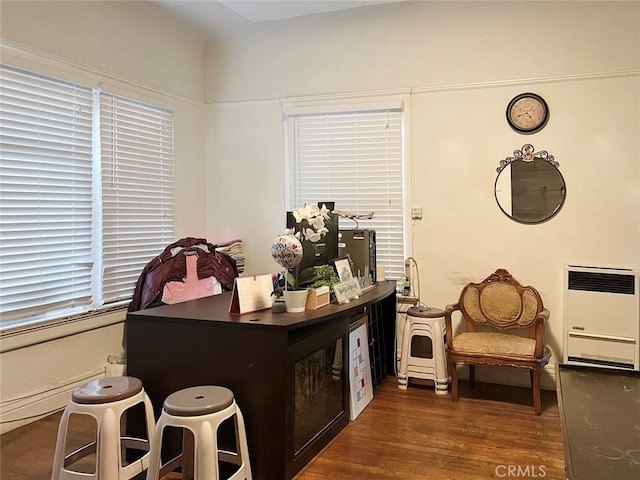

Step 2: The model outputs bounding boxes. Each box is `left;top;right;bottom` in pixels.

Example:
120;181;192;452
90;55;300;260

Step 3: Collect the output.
127;280;396;330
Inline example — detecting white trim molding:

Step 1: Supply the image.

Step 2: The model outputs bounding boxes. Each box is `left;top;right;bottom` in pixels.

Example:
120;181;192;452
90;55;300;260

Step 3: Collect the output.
0;367;105;435
0;307;127;354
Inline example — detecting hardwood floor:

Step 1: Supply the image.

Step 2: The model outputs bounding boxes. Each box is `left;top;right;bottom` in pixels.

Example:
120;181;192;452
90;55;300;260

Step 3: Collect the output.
295;379;565;480
1;378;565;479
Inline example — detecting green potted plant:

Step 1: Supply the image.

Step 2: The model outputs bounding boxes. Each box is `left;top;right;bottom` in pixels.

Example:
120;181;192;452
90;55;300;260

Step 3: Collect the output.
285;265;319;291
305;264;340;309
308;264;340;289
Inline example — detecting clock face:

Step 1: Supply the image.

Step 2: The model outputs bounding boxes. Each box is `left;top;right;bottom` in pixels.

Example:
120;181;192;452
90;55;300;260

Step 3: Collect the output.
507;93;549;134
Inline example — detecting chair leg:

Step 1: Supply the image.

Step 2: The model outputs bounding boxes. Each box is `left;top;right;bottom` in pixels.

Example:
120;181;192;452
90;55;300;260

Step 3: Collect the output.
532;367;542;415
468;364;475;385
448;359;459;402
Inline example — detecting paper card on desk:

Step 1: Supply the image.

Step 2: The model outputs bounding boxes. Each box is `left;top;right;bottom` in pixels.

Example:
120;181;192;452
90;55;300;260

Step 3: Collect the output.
228;273;273;315
333;277;362;304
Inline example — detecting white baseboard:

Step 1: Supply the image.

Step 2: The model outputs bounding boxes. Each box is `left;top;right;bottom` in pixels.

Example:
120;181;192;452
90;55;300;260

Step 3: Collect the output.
0;368;105;435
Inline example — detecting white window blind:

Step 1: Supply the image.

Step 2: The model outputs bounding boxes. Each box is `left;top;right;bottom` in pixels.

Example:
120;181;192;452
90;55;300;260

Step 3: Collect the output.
0;65;94;323
100;93;174;304
285;106;405;283
0;64;176;329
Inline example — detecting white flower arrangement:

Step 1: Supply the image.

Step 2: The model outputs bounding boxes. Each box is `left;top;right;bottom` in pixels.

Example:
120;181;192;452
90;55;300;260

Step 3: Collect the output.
292;202;330;242
271;203;332;292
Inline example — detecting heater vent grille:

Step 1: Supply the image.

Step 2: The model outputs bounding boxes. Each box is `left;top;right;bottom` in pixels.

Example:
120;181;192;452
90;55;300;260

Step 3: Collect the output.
568;271;636;295
564;266;639;371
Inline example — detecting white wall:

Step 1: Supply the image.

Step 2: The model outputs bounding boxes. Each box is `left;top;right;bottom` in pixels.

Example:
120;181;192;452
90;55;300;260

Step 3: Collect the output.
0;0;208;432
0;0;207;100
205;1;639;102
205;101;287;272
205;1;640;387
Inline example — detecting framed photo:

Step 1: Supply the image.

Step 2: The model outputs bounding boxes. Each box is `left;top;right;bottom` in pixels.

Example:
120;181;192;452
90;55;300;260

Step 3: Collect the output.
334;256;353;282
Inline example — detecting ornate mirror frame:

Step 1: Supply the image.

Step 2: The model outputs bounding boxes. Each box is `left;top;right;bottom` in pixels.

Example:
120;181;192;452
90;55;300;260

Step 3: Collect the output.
494;144;566;224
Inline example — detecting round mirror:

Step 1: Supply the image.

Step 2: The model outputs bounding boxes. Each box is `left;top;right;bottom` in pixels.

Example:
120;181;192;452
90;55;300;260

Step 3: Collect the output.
495;156;566;224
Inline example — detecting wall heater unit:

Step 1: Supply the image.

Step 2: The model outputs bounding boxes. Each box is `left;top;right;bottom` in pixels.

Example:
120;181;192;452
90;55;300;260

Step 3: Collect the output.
564;265;639;371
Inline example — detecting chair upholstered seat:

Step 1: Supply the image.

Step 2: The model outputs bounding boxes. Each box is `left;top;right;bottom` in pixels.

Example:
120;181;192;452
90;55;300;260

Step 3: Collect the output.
452;332;536;357
444;269;551;414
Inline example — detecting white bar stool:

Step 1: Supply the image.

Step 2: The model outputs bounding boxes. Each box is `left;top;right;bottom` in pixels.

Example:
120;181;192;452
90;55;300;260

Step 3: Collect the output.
51;376;155;480
146;385;252;480
398;306;449;395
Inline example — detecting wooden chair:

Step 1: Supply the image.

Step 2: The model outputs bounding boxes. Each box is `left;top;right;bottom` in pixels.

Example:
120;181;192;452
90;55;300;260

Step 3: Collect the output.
444;269;551;414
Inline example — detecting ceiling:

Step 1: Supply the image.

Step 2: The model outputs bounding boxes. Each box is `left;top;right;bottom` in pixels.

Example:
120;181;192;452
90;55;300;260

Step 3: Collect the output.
151;0;407;34
217;0;404;22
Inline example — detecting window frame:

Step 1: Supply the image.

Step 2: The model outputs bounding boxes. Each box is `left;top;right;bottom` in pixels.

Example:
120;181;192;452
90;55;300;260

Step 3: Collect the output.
282;96;412;286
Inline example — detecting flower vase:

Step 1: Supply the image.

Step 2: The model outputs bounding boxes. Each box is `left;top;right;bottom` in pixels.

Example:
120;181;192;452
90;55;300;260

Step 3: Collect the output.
284;289;309;313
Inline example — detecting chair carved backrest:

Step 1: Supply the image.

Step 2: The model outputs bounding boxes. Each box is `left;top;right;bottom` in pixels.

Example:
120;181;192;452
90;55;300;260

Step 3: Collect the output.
458;268;544;332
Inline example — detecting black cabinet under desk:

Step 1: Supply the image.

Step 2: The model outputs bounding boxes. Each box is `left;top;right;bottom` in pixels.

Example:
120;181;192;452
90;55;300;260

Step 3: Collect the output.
126;280;396;479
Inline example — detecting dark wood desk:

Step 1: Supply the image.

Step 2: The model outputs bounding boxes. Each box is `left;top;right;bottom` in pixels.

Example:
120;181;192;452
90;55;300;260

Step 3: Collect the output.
126;281;396;479
556;364;640;480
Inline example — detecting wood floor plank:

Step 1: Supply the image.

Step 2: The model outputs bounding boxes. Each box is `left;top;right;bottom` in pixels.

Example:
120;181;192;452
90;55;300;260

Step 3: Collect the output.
1;378;565;479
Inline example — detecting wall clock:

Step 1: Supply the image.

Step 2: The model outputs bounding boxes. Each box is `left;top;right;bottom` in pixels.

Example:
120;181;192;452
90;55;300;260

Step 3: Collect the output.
506;93;549;134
